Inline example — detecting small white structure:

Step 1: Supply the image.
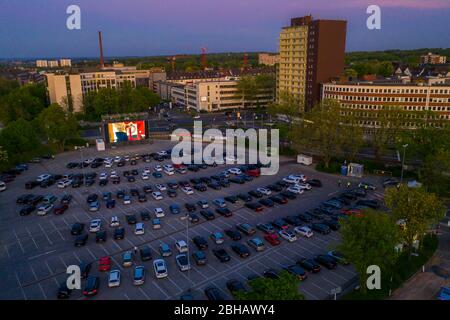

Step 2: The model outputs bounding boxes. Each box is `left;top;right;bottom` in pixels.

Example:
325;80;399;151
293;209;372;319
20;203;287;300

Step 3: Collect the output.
297;154;312;166
347;163;364;178
96;139;105;151
407;180;422;188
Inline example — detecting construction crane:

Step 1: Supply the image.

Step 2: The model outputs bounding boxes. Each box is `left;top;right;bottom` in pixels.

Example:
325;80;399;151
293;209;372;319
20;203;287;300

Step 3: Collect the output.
243;53;248;70
201;47;207;70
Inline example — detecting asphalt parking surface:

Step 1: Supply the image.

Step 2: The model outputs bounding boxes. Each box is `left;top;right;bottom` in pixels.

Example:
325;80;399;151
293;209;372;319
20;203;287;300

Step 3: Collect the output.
0;141;385;300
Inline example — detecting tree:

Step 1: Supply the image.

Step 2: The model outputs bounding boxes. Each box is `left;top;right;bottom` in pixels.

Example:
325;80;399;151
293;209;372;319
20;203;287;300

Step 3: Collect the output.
344;68;358;79
0;118;41;158
0;83;47;124
365;107;401;161
384;185;446;258
0;146;7;163
235;76;257;109
339;111;364;162
37;103;80;151
234;271;305;300
292;99;342;168
420;149;450;195
254;74;276;109
267;90;302;125
338;210;400;293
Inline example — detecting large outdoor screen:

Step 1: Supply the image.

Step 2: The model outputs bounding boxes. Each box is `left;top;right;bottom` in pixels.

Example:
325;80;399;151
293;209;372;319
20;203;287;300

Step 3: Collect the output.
107;121;146;143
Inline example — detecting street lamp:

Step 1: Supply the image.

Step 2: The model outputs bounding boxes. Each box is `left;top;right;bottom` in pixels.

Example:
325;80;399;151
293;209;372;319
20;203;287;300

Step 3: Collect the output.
400;144;408;184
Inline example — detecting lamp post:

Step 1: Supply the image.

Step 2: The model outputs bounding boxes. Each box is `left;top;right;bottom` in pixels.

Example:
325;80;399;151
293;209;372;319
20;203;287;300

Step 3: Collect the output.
400;144;408;184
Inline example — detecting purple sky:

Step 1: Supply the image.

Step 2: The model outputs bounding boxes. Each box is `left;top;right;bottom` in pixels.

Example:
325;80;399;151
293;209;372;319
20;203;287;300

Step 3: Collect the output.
1;0;449;58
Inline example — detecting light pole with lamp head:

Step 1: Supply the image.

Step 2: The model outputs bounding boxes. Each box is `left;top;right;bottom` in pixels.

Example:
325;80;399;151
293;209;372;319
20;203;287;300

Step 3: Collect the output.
400;144;408;184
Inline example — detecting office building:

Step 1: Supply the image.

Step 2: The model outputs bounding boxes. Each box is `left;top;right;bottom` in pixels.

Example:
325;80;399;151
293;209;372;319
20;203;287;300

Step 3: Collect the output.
59;59;72;67
322;81;450;126
36;60;48;68
420;52;447;65
258;53;279;66
45;73;83;112
171;79;274;112
277;15;347;111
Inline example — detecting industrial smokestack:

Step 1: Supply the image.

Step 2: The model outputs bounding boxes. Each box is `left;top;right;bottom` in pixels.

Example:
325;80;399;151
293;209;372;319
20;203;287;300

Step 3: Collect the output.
98;31;105;69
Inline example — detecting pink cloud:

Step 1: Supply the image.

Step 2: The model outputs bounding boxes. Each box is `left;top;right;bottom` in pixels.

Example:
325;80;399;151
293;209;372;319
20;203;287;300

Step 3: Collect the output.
339;0;450;9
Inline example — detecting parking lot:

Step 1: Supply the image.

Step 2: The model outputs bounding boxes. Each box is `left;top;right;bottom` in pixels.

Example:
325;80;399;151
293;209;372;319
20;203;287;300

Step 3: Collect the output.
0;140;385;300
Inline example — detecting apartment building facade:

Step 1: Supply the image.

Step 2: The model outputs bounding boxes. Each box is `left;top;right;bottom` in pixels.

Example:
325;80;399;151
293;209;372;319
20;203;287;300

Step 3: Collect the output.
173;79;273;112
420;52;447;65
45;73;83;112
277;15;347;111
45;67;165;112
258;53;279;66
322;81;450;126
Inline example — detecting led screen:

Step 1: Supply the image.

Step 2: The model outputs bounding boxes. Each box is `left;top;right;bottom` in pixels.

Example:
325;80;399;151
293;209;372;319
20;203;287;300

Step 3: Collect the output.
107;121;146;143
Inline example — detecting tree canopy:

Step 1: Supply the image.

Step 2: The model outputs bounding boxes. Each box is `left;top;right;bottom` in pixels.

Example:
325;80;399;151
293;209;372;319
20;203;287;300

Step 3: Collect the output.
384;185;446;256
234;271;305;300
338;210;400;293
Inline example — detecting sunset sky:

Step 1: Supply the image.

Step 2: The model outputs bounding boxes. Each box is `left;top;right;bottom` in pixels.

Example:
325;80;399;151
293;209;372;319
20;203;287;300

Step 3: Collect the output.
1;0;449;58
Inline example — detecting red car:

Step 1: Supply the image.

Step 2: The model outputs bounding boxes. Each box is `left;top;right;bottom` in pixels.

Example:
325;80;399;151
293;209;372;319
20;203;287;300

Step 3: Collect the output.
173;163;184;169
246;168;260;177
341;208;364;218
264;234;281;246
53;204;68;215
98;256;111;271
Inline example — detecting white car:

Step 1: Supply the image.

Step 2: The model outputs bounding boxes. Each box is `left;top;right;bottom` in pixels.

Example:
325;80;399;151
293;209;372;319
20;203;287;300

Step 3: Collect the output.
228;167;242;175
0;181;5;192
99;172;108;180
283;176;301;184
104;161;113;168
225;155;236;163
110;216;120;227
155;184;166;191
57;179;72;189
175;254;191;272
295;182;311;190
175;240;188;253
37;204;53;215
256;187;271;196
123;196;131;205
154;165;163;172
154;207;165;218
113;156;121;163
181;186;194;195
164;168;174;175
89;219;101;232
290;173;307;180
135;223;145;235
152;191;163;200
153;259;168;279
294;226;313;238
157;150;168;156
279;229;297;242
287;186;304;194
110;171;118;178
143;167;151;174
108;270;121;287
163;164;173;171
36;174;51;182
141;173;149;180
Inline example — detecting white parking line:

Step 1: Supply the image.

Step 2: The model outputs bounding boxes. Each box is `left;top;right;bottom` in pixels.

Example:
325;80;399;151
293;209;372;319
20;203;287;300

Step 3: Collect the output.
14;271;27;300
50;220;65;241
38;223;53;245
29;265;39;281
138;287;151;300
12;229;25;254
38;283;48;299
25;227;39;249
151;280;171;299
4;244;10;259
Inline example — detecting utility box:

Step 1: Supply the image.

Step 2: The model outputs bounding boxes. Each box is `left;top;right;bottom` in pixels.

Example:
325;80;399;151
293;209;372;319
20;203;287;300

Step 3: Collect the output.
347;163;364;178
297;154;312;166
96;138;105;151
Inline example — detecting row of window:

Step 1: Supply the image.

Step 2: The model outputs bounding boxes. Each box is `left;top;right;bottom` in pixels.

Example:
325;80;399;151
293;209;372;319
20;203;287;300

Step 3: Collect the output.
324;86;450;94
325;93;450;103
340;103;450;113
